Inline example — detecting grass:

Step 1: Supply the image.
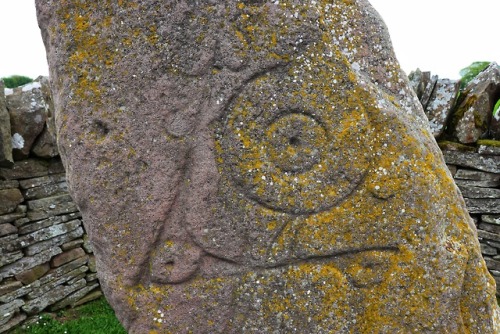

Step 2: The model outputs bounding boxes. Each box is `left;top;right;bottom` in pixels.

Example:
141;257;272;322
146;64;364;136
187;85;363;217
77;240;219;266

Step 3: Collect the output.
10;297;126;334
1;75;33;88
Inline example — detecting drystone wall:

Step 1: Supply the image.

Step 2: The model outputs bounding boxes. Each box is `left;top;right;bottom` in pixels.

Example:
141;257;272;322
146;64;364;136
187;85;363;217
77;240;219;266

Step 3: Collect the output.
444;149;500;291
0;78;101;334
0;62;500;332
410;63;500;290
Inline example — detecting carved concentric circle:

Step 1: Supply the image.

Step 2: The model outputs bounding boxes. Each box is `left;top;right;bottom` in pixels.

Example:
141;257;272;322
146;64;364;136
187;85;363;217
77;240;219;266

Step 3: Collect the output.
215;75;371;215
266;113;325;173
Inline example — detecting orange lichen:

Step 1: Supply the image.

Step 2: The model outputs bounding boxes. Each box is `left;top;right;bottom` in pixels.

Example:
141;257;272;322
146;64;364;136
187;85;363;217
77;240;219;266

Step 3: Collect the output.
49;0;499;332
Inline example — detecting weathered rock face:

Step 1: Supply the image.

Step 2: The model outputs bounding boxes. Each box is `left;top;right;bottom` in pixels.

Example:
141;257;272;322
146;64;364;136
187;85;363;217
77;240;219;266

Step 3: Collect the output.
453;64;500;144
6;80;49;160
0;81;13;168
408;69;460;139
31;77;59;159
36;1;500;333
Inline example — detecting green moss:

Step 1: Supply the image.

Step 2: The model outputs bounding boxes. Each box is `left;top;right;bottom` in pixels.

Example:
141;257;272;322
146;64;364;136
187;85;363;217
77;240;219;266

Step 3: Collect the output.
459;61;490;90
477;139;500;147
493;98;500;118
437;140;476;152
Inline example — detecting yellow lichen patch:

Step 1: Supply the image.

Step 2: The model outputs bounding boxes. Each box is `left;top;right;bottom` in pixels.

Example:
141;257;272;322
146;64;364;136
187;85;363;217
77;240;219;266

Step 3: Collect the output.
53;0;145;116
234;263;351;331
147;25;159;45
46;0;499;331
120;274;239;332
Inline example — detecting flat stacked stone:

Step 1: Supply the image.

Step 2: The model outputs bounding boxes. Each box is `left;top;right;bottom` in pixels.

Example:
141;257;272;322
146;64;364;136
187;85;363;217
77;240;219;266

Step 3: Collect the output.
442;141;500;297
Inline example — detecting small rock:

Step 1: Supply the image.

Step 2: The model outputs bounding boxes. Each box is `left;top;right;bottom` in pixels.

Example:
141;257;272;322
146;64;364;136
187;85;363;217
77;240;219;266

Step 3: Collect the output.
0;299;24;327
0;158;64;180
466;199;500;214
478;144;500;155
0;180;19;191
0;189;24;215
486;240;500;249
455;168;500;181
0;251;23;268
458;185;500;199
0;223;18;237
478;229;500;242
85;273;98;282
0;313;26;334
483;215;500;225
87;255;96;273
61;238;84;251
50;282;99;311
22;278;86;315
408;70;437;109
481;243;498;256
51;248;86;268
489;270;500;277
15;263;50;285
0;280;23;297
443;150;500;174
72;289;102;307
25;227;84;256
32;126;59;159
0;247;61;280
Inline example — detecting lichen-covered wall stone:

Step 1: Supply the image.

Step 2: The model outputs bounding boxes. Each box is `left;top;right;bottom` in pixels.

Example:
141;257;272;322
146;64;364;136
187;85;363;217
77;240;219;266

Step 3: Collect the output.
0;81;13;168
453;64;500;144
6;81;49;160
425;78;460;137
31;77;58;159
36;0;500;333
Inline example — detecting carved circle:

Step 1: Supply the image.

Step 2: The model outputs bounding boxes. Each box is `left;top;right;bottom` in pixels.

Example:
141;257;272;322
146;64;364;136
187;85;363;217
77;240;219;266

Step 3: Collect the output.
266;113;325;173
215;75;371;215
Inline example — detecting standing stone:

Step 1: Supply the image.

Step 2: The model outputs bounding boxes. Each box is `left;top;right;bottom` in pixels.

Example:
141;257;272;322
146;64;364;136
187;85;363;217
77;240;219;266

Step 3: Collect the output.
0;81;14;168
453;63;500;144
36;1;500;333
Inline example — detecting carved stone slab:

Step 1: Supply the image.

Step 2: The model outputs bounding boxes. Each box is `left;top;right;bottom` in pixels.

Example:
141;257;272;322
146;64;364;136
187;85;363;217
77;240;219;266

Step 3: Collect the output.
36;1;500;333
